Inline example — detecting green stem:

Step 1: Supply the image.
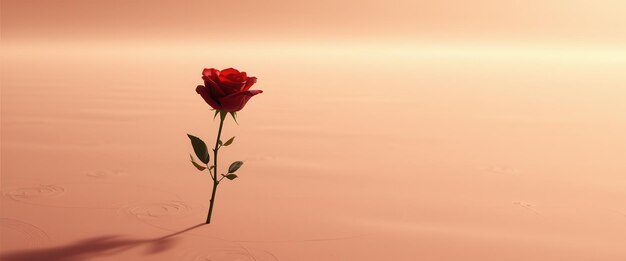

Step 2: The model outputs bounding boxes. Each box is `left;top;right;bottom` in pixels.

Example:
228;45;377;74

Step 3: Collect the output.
206;112;226;224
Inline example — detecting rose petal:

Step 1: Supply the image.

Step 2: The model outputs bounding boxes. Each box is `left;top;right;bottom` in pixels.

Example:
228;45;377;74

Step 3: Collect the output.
218;68;239;80
243;77;257;91
203;76;226;96
196;85;221;110
219;82;246;94
217;90;263;112
202;68;220;79
218;68;247;84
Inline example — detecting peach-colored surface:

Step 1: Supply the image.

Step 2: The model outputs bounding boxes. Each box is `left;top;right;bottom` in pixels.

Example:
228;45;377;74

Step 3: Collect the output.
2;1;626;260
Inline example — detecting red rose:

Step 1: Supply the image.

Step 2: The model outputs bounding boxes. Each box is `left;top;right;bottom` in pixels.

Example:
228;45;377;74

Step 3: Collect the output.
195;68;263;112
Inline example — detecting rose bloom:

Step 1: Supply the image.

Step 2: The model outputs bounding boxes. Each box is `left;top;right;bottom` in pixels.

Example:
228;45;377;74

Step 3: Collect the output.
196;68;263;112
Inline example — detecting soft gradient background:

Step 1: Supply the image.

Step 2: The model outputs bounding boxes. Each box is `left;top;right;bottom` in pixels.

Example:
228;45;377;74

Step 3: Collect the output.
2;1;626;260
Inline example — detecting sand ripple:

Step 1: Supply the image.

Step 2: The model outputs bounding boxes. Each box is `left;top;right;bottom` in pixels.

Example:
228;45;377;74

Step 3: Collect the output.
3;185;66;201
177;246;278;261
0;218;50;249
84;169;124;179
2;182;179;209
119;200;195;221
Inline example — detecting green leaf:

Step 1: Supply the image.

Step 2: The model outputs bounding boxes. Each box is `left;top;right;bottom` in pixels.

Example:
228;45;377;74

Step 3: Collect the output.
209;165;215;172
223;136;235;146
189;154;206;171
213;110;220;119
218;140;223;146
229;112;238;124
222;173;238;180
228;161;244;173
187;134;209;164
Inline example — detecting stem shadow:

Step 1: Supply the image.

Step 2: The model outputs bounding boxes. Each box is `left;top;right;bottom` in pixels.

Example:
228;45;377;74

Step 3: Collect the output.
0;223;206;261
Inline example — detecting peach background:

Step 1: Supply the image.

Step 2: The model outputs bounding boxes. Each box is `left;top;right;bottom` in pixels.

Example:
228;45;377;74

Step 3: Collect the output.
2;1;626;260
3;0;626;43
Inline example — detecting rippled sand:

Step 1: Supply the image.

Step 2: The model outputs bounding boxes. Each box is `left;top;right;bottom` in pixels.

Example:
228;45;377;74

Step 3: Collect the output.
2;43;626;260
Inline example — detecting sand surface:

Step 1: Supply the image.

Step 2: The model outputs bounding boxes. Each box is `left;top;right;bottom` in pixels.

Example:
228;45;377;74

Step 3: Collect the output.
2;42;626;260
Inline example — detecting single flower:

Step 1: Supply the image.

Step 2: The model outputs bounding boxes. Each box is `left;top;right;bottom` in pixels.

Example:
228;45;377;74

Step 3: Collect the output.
196;68;263;112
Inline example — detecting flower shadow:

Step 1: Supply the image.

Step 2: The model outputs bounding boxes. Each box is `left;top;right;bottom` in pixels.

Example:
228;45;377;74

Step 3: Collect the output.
0;223;206;261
